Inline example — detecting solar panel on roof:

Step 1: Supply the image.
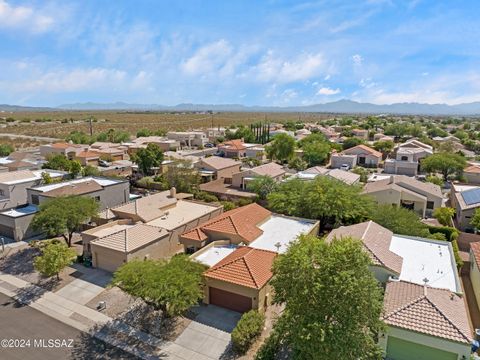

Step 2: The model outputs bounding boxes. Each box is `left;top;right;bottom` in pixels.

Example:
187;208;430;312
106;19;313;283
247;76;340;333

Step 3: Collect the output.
461;188;480;206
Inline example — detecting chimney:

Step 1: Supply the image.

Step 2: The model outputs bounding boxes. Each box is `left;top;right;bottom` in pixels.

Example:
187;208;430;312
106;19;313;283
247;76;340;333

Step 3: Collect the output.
169;187;177;198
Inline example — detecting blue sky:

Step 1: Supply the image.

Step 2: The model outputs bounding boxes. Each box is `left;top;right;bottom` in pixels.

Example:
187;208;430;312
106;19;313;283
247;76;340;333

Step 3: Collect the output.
1;0;480;107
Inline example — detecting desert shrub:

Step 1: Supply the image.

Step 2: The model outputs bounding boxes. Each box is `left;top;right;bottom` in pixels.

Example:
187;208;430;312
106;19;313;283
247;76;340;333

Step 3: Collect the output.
220;201;237;211
194;191;218;203
231;310;265;354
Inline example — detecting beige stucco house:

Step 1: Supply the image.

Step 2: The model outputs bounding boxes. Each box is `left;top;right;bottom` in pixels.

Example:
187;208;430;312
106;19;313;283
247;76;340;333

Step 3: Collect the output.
231;162;285;189
450;183;480;231
194;156;241;183
331;144;382;169
363;175;443;217
84;190;223;272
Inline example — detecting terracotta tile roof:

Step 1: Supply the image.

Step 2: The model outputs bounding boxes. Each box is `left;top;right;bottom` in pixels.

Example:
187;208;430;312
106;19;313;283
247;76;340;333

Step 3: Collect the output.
181;203;271;243
326;221;403;275
91;223;169;253
76;150;100;158
199;156;241;170
343;144;382;158
471;242;480;269
204;246;276;289
220;139;246;151
383;281;472;344
41;180;103;197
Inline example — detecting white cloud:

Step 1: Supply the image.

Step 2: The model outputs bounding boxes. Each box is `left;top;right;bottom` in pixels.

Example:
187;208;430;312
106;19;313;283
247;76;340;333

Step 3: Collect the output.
281;89;298;102
182;39;233;76
253;51;327;83
0;0;54;33
317;87;340;95
352;54;363;66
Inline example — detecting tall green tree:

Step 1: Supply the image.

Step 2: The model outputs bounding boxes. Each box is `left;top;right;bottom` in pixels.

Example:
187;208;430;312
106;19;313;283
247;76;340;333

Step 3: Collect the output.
247;175;278;200
34;242;77;280
302;141;331;167
433;207;455;226
421;152;466;181
112;255;206;317
32;196;99;247
373;140;395;158
269;235;384;359
267;177;373;230
342;137;364;150
470;208;480;230
132;143;164;175
369;204;430;238
265;133;295;163
43;154;73;172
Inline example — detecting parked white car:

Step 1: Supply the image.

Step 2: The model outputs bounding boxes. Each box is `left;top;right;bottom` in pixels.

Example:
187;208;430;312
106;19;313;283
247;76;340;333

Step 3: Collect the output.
340;164;350;171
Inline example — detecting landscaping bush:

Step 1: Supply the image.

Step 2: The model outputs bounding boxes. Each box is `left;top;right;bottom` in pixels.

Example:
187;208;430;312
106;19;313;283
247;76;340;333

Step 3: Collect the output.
231;310;265;354
427;225;459;242
220;201;237;211
194;191;218;203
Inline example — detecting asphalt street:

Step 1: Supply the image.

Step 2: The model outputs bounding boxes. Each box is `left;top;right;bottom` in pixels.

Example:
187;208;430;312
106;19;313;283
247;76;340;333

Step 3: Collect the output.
0;293;136;360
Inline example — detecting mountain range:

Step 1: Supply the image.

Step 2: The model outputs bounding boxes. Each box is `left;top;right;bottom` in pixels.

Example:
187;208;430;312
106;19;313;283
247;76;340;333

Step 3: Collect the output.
2;99;480;115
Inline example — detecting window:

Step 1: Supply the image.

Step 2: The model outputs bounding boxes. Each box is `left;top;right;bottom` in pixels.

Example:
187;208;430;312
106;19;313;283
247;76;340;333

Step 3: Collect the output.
31;195;39;205
401;156;408;161
426;201;434;210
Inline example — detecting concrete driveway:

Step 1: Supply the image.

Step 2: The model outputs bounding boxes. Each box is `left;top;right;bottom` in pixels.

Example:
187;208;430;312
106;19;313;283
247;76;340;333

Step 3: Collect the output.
166;305;241;359
55;265;112;305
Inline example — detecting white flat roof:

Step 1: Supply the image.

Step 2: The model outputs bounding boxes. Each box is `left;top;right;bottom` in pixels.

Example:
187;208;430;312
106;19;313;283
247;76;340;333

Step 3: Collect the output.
1;205;38;218
193;245;237;267
389;235;460;292
147;200;218;230
250;215;316;253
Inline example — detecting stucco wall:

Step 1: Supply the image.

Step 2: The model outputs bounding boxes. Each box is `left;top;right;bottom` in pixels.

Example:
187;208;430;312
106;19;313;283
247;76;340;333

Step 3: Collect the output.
465;172;480;185
470;253;480;307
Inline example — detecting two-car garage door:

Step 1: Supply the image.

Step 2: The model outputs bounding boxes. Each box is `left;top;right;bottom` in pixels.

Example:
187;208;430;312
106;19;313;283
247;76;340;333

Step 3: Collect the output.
386;337;457;360
209;287;252;313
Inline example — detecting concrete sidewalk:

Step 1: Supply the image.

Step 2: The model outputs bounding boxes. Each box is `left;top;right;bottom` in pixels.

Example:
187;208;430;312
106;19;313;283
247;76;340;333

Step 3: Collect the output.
0;271;232;359
0;272;168;359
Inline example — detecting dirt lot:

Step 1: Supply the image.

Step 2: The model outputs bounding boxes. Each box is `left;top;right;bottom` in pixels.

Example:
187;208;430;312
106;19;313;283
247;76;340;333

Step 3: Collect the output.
0;111;333;138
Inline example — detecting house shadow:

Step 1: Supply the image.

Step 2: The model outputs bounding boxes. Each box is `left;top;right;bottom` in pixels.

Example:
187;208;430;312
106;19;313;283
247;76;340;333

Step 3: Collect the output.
0;247;39;276
11;278;58;307
70;322;172;359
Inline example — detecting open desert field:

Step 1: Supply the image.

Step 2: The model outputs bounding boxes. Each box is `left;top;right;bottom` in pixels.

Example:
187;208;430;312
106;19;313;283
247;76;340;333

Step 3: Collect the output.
0;111;335;140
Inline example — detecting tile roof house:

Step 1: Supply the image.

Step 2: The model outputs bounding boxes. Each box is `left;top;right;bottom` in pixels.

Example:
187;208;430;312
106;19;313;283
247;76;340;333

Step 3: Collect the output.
87;222;171;272
292;166;361;185
231;162;286;189
384;140;433;176
331;144;382;169
327;221;472;359
363;175;443;217
202;246;277;313
194;156;241;182
86;189;223;272
326;221;403;279
464;164;480;185
186;203;318;313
